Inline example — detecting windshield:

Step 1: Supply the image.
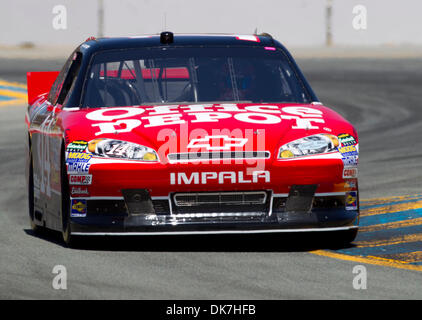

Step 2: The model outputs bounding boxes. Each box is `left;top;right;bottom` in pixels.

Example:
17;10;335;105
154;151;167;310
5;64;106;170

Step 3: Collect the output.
82;46;311;108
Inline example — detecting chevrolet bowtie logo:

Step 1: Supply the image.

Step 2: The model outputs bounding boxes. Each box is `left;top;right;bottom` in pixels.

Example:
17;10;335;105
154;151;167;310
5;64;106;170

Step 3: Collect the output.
187;135;248;151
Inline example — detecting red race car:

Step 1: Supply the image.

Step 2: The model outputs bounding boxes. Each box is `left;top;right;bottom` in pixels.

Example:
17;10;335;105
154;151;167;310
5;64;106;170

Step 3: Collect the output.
25;32;359;246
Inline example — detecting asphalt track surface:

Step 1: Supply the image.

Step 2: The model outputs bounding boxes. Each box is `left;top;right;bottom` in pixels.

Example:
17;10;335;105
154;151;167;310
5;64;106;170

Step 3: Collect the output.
0;57;421;299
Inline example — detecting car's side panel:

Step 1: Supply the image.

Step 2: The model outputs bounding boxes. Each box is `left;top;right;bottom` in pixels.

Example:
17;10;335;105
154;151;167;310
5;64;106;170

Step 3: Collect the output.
45;107;64;231
28;100;50;225
27;99;65;232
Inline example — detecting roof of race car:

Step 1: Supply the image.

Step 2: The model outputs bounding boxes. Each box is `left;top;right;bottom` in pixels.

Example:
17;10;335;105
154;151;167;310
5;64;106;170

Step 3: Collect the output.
78;33;281;54
61;33;318;108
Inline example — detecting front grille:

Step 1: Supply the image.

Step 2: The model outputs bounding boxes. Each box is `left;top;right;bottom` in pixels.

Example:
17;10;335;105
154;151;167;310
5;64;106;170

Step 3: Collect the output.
174;191;267;207
168;151;270;161
82;190;348;219
170;191;270;218
167;212;264;219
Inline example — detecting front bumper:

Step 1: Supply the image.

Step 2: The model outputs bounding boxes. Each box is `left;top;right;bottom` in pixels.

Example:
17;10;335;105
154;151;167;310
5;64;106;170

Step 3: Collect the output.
69;192;359;235
69;156;359;235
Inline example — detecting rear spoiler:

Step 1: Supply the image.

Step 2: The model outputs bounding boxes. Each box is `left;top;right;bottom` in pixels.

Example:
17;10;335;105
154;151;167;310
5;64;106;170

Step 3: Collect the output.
26;71;60;105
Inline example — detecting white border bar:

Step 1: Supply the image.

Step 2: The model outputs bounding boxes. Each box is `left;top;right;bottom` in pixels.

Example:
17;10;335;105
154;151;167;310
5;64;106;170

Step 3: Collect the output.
72;226;358;236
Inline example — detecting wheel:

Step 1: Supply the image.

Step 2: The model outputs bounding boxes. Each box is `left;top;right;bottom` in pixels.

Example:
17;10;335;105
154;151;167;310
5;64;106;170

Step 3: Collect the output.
60;148;79;248
28;151;41;233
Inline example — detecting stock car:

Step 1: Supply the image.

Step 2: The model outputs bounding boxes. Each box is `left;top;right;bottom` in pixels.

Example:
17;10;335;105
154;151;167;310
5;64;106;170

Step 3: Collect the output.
25;32;360;246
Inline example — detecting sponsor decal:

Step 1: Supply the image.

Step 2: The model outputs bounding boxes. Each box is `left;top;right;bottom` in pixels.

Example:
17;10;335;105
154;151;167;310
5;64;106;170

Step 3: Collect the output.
71;186;89;197
170;171;270;185
66;152;92;173
66;152;92;162
343;167;358;179
338;133;357;147
338;145;358;158
187;135;248;151
66;140;88;152
86;105;327;135
344;179;357;190
67;162;91;173
345;191;358;210
342;155;359;166
69;174;92;185
71;199;87;217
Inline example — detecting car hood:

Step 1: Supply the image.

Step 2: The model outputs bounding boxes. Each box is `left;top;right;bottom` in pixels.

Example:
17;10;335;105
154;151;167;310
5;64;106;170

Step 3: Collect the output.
62;103;357;160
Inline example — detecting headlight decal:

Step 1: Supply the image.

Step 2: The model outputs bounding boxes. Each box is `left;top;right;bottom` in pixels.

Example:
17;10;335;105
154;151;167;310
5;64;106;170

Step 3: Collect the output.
87;138;159;161
278;134;339;159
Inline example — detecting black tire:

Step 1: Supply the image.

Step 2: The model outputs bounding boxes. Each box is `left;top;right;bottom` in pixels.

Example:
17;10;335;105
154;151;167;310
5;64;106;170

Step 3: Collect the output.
60;148;79;248
28;151;40;233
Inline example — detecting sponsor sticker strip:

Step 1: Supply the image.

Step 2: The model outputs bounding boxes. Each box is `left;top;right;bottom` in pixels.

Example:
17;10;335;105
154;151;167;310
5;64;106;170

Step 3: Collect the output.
66;150;92;174
343;167;358;179
71;199;87;217
338;133;357;146
69;174;92;185
345;191;358;210
66;140;88;152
